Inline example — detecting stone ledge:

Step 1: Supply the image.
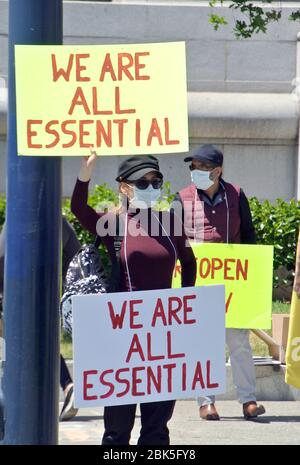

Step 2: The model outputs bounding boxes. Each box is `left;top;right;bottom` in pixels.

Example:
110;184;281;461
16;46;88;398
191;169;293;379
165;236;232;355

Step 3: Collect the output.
0;88;298;141
188;92;300;141
0;356;299;402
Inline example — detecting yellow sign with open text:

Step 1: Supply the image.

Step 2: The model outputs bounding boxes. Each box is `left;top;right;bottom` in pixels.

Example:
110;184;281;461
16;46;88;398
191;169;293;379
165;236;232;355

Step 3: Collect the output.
173;243;273;329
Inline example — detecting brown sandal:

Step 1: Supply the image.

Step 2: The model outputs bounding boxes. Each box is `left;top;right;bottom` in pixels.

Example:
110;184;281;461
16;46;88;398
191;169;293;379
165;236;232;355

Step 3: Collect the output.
199;403;220;421
243;401;265;420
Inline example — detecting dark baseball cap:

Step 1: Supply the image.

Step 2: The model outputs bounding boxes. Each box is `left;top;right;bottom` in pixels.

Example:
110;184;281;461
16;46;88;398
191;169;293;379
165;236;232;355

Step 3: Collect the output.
116;155;162;182
184;144;223;166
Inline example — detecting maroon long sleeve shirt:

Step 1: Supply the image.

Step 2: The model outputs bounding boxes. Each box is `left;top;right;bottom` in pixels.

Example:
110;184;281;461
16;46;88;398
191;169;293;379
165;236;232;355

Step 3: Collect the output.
71;179;196;292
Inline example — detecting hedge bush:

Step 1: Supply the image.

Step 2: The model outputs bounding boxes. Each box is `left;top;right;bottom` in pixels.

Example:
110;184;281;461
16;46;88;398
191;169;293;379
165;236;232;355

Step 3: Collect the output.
0;196;5;228
249;197;300;284
248;197;300;295
62;183;118;246
1;187;300;282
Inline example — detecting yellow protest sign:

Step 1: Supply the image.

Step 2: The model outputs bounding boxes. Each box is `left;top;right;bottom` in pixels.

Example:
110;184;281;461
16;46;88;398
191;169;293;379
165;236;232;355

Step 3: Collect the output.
285;231;300;389
15;42;188;156
173;243;273;329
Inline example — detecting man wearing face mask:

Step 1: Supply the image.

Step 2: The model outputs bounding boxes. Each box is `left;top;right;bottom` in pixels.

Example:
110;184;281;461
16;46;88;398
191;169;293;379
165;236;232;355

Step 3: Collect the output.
173;144;265;421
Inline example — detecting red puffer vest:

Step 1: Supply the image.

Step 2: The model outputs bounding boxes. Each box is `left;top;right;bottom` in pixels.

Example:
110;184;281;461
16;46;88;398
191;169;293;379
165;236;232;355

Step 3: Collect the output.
178;181;241;243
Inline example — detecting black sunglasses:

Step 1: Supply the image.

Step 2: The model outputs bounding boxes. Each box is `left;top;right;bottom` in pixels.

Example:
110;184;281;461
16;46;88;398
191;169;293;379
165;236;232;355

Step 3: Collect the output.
128;178;163;190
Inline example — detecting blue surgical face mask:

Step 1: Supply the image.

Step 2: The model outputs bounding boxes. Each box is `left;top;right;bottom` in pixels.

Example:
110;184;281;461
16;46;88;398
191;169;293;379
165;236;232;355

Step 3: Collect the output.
130;185;161;208
191;170;214;190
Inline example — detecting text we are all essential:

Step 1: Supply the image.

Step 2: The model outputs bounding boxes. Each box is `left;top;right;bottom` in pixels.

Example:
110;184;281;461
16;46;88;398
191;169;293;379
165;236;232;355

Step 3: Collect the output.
26;52;181;150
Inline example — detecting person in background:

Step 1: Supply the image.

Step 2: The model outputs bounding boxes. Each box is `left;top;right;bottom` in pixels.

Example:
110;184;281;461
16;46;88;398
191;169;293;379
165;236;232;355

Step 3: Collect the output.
173;144;266;421
0;218;81;422
71;150;196;445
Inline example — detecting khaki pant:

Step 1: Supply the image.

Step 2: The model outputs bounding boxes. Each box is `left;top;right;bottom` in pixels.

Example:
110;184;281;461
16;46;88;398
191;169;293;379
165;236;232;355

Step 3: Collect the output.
197;328;256;406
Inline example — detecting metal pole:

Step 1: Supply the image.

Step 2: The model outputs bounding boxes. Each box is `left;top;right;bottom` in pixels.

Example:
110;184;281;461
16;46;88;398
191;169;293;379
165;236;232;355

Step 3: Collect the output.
296;32;300;200
4;0;62;444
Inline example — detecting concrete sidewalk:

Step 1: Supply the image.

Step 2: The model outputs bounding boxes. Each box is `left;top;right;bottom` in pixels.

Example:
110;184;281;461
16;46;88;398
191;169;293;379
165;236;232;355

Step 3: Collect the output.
2;336;300;445
59;400;300;445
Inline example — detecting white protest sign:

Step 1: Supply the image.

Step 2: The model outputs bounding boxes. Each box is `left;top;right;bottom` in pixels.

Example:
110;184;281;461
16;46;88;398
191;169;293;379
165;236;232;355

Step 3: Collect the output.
72;285;226;407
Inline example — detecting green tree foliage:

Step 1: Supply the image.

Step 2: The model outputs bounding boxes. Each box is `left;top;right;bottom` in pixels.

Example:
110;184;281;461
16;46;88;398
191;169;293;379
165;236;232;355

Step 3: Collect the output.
208;0;299;38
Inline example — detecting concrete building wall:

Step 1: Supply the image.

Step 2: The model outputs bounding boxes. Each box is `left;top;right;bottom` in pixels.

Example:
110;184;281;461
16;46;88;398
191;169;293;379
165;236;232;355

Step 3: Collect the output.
0;0;299;201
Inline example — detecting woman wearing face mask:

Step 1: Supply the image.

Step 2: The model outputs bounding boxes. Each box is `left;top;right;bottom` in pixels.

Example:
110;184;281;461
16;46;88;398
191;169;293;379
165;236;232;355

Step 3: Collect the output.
71;151;196;445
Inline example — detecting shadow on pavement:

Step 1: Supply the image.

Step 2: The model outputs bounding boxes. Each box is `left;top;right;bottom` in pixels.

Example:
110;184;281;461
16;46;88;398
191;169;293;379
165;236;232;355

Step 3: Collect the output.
221;415;300;424
65;415;103;422
66;414;142;422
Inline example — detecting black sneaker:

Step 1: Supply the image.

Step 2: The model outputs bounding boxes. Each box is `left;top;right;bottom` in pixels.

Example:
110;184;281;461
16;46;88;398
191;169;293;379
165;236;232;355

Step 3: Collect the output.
59;385;78;421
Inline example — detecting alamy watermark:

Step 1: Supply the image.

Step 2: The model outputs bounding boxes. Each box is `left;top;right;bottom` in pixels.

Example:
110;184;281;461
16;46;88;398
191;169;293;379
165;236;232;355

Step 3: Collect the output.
95;198;205;243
